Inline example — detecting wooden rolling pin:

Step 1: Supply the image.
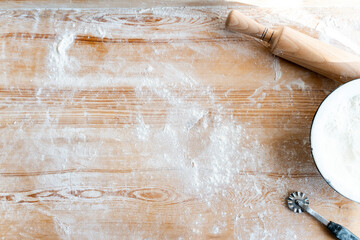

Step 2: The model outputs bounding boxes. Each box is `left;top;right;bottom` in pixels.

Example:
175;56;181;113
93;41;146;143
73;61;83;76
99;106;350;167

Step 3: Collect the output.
225;10;360;83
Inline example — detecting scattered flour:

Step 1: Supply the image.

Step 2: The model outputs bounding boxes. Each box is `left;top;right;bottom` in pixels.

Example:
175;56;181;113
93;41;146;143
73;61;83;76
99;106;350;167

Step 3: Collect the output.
0;5;360;239
285;78;307;91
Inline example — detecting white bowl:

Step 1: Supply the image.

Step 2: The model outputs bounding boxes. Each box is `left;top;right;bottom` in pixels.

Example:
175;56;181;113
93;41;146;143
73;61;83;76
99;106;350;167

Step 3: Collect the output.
311;79;360;203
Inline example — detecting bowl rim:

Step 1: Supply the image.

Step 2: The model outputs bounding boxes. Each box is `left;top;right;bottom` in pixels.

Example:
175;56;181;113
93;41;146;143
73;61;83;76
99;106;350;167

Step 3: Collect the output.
310;78;360;204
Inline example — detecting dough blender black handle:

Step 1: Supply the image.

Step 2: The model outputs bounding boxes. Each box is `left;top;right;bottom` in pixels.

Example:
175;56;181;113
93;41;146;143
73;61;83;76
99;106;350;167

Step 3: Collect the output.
327;222;360;240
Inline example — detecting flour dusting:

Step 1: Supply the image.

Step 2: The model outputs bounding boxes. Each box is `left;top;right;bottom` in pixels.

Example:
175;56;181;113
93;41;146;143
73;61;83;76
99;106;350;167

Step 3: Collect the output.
0;6;359;240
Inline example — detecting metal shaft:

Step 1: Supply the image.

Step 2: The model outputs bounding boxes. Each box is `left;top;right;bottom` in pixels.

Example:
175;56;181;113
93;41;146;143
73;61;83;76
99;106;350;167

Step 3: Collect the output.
296;200;329;226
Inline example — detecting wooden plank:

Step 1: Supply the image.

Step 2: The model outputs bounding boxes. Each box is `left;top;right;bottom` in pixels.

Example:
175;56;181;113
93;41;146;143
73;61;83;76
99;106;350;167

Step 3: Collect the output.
0;0;248;8
0;5;359;239
0;0;357;8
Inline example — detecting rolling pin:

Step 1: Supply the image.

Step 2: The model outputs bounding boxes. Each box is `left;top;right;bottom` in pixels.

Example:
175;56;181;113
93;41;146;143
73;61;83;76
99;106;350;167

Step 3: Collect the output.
225;10;360;83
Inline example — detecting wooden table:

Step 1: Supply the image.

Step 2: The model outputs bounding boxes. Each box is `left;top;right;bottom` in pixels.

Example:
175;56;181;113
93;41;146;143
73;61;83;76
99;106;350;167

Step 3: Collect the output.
0;1;359;239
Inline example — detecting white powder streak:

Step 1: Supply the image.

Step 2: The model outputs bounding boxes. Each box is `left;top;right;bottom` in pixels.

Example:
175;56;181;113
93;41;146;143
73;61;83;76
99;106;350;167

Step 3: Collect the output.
1;6;360;239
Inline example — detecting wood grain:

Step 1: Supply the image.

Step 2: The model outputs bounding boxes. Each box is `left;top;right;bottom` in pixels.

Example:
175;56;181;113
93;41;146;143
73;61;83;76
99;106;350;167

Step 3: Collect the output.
0;5;359;240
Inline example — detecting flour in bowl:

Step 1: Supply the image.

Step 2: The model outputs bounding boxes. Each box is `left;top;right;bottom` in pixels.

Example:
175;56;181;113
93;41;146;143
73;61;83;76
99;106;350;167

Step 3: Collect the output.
311;79;360;202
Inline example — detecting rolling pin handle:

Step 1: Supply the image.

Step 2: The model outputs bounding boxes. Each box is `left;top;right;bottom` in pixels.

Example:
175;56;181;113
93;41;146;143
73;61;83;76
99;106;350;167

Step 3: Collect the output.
225;10;275;43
